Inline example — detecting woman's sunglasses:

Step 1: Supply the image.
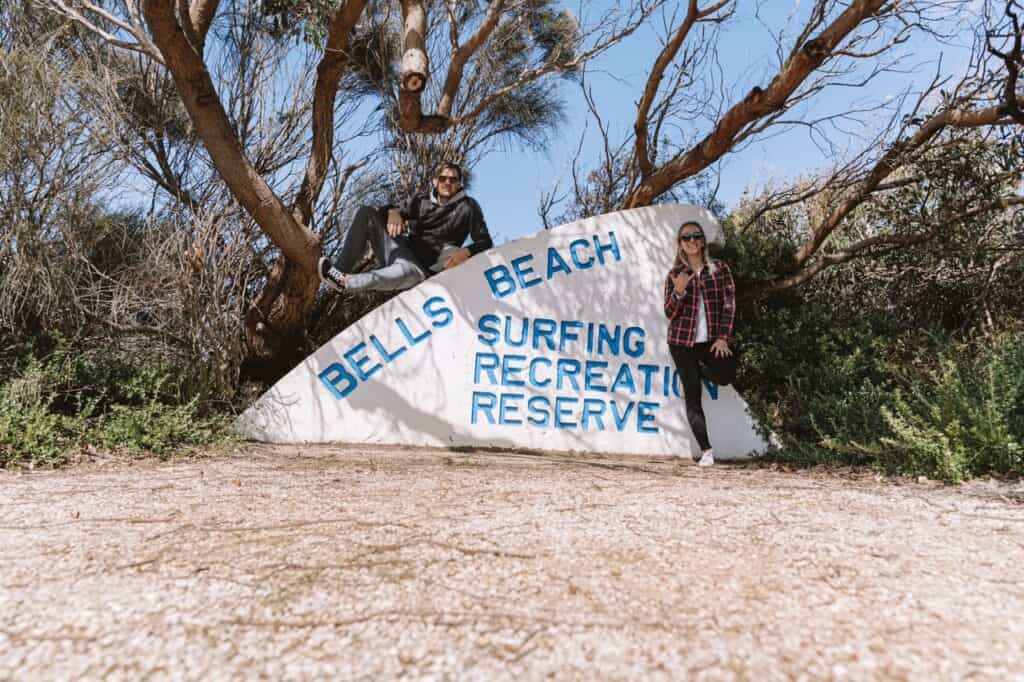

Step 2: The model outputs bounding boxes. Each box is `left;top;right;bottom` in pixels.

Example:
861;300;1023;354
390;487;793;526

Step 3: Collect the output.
679;234;705;242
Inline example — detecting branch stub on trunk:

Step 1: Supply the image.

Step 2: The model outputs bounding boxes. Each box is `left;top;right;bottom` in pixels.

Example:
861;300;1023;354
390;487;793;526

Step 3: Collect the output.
401;50;428;92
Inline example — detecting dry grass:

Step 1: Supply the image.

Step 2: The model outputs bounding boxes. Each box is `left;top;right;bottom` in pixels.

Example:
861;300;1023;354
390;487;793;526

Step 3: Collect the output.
2;445;1023;680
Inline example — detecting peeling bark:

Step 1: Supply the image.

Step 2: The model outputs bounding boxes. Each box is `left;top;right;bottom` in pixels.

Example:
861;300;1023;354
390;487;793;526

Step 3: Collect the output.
397;0;429;131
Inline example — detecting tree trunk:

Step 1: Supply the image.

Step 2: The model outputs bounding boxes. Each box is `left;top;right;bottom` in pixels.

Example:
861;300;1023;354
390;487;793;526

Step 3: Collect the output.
242;253;320;383
142;0;324;377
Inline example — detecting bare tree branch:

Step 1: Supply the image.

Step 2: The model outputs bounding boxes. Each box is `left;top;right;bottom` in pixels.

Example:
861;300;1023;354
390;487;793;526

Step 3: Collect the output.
292;0;368;228
751;195;1024;296
624;0;892;208
436;0;507;118
795;99;1020;266
634;0;732;178
987;0;1024;123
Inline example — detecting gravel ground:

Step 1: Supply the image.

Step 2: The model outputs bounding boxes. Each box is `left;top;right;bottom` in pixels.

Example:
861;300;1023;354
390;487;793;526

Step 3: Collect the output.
2;444;1024;681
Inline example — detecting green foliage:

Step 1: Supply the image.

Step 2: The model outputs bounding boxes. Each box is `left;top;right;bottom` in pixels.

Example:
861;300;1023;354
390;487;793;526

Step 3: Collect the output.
878;339;1024;481
725;130;1023;482
95;399;231;455
0;386;78;467
736;288;904;465
0;339;235;468
714;220;801;282
730;221;1024;482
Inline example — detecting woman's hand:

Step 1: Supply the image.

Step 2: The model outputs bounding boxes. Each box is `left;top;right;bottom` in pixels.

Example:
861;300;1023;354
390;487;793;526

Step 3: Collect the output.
711;338;732;358
670;270;691;293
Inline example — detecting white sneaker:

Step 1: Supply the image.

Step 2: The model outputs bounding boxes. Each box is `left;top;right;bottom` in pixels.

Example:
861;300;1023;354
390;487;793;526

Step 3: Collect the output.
698;449;715;467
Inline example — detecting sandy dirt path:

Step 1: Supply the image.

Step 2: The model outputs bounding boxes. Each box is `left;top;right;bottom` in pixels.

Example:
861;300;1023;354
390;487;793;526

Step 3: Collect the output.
2;445;1024;681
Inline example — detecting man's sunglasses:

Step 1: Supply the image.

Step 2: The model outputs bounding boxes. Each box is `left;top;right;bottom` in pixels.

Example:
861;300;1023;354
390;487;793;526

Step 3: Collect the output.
437;175;461;184
679;233;705;242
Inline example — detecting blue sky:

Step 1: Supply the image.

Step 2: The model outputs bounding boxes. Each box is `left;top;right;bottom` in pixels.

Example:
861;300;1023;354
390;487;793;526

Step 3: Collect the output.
469;1;978;243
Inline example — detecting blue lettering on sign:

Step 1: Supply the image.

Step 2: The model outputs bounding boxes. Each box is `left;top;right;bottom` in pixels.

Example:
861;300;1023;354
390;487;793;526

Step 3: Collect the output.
569;239;594;269
594;232;620;265
581;399;607;431
471;391;497;424
483;231;621;300
466;313;721;434
623;327;645;358
610;401;634;430
501;354;527;387
506;317;528;347
423;296;453;327
529;357;552;387
511;255;543;289
344;342;382;381
637;401;659;433
396;317;430;345
477;314;500;345
611;364;637;394
311;239;716;441
319;295;456;401
703;379;719;400
527;396;551;427
558;320;583;351
637;364;659;395
556;359;581;391
499;393;524;425
547;248;572;280
474;352;499;384
484;265;517;299
369;334;406;364
584;361;608;392
554;396;578;429
319;363;357;399
533;318;557;350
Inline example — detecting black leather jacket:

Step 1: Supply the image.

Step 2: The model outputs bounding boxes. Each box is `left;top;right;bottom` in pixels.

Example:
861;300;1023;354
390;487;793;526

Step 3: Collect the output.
397;191;493;270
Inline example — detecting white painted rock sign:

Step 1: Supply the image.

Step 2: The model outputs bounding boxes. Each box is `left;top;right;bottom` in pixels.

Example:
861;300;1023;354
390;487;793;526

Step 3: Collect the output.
238;205;768;459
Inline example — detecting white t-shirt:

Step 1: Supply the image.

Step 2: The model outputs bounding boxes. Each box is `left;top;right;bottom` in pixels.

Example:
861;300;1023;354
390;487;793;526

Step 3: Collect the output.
694;290;708;343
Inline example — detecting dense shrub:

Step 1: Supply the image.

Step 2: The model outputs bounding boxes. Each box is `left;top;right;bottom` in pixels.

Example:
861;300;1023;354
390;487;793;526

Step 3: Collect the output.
0;338;234;468
879;338;1024;480
726;222;1024;482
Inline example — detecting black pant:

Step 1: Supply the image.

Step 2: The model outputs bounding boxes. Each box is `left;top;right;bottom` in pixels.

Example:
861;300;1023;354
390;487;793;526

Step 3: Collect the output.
669;343;737;452
330;206;424;292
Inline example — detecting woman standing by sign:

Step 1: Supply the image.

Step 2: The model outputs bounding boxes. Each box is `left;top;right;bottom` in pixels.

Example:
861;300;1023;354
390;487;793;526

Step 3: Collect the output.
664;221;737;466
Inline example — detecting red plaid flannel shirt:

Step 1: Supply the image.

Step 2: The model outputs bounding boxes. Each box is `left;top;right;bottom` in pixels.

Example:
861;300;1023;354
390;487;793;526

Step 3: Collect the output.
664;259;736;346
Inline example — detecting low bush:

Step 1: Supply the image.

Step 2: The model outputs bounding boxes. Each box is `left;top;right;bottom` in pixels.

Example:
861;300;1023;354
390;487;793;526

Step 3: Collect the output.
0;337;235;468
878;338;1024;480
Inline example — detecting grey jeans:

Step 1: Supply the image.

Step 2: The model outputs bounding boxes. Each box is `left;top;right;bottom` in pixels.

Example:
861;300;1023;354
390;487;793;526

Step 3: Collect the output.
330;205;426;292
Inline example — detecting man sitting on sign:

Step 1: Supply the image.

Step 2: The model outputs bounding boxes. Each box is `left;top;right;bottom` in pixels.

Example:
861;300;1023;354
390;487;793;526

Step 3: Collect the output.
319;161;493;293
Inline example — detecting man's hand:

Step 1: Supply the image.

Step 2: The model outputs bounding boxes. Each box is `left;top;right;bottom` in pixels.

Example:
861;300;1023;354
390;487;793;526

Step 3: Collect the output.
711;338;732;358
444;247;471;269
387;209;404;237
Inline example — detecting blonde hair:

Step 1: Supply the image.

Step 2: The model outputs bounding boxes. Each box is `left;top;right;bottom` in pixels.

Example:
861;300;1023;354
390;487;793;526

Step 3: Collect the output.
673;221;717;274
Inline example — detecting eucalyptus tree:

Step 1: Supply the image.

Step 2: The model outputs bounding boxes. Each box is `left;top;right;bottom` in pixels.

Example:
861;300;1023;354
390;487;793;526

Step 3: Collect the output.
546;0;1024;296
40;0;653;372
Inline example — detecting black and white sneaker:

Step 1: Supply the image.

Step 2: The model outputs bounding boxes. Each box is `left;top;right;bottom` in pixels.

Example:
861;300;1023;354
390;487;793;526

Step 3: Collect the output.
318;257;347;292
